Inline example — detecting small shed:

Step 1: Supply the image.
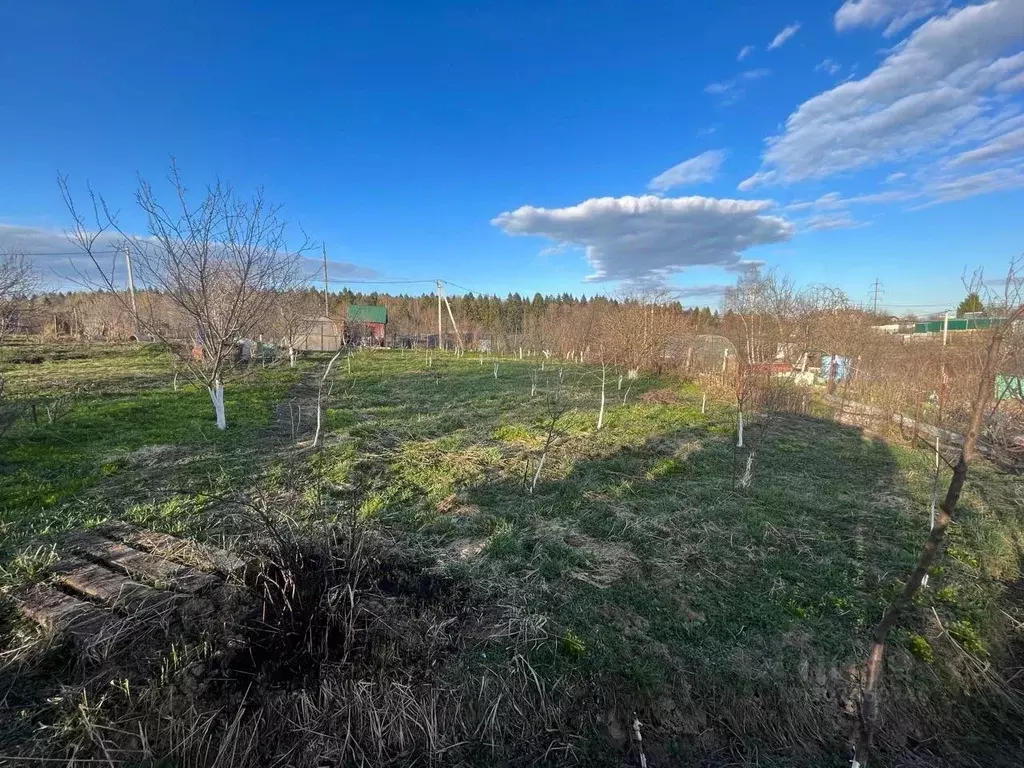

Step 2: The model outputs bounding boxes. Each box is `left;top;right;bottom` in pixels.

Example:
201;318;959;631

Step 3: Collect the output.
346;305;388;346
295;316;342;351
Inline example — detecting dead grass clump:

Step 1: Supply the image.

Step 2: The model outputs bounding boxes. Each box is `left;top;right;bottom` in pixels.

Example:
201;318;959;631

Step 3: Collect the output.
640;388;680;404
2;524;574;766
563;531;638;588
436;492;480;518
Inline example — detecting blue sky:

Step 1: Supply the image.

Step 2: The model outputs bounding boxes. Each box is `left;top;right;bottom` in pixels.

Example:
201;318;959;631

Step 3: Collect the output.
1;0;1022;314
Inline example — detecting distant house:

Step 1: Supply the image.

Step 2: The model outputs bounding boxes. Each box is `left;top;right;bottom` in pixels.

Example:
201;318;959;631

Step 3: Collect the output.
914;316;1004;334
346;305;387;346
294;315;342;351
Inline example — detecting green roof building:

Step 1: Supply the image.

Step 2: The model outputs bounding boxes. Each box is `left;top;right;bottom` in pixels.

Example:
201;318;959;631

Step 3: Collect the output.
346;305;388;324
913;317;1003;333
345;304;388;346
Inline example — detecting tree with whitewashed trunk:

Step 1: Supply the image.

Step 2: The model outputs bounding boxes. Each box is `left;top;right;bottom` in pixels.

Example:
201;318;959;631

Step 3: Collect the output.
273;291;322;368
60;163;306;429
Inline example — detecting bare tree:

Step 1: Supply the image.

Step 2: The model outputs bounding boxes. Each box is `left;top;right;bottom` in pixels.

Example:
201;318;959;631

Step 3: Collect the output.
723;266;798;365
60;163;307;429
855;256;1024;766
0;252;39;348
0;251;39;436
273;291;322;367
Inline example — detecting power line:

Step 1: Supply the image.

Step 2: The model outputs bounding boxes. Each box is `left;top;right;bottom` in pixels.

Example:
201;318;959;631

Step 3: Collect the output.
323;278;436;285
8;249;120;257
442;279;483;294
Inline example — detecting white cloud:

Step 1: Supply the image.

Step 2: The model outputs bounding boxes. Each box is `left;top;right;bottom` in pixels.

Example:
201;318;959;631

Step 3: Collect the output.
648;150;726;191
922;167;1024;204
835;0;951;36
674;284;732;299
804;213;866;231
741;1;1024;188
491;195;794;284
786;189;917;211
815;58;842;76
0;223;378;290
784;187;924;228
705;69;772;105
0;224;123;288
1001;70;1024;92
946;126;1024;167
738;45;755;61
768;23;801;51
885;171;908;183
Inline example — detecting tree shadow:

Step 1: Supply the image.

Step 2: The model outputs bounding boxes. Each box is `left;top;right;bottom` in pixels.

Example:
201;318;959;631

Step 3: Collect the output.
455;410;1024;766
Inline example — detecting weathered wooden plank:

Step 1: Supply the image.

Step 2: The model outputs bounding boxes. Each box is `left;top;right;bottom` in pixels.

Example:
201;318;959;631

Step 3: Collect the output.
54;559;182;614
97;521;245;575
18;583;114;642
66;530;219;593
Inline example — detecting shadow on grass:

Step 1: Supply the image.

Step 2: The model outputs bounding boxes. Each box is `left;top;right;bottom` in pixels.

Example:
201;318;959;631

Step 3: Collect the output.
3;348;1022;766
448;412;1024;767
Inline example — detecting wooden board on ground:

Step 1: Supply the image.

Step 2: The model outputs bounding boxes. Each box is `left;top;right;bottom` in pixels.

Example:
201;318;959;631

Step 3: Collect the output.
54;558;183;614
65;530;219;593
96;521;245;575
18;583;117;642
18;525;237;647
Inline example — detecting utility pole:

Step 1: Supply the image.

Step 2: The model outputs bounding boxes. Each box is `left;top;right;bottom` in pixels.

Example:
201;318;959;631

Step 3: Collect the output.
439;281;463;351
124;244;139;336
322;245;330;317
437;279;444;351
871;278;883;315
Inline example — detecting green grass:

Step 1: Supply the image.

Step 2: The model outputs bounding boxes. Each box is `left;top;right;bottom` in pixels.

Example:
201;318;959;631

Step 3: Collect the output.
2;344;1023;765
313;349;1024;764
0;342;301;547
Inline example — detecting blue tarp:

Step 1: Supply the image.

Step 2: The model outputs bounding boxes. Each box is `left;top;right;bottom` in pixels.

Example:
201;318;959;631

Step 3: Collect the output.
820;355;851;382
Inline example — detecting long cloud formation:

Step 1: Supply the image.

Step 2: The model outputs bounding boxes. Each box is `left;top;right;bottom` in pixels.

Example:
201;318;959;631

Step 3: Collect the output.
0;224;378;290
491;195;794;284
835;0;951;36
741;0;1024;190
648;150;725;192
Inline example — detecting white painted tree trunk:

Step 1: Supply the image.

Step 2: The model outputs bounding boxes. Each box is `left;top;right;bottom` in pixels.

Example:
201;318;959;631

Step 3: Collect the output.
209;379;226;430
288;345;296;367
530;452;546;494
737;410;744;448
739;451;754;488
597;367;606;430
313;350;343;448
701;393;707;414
493;362;498;378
